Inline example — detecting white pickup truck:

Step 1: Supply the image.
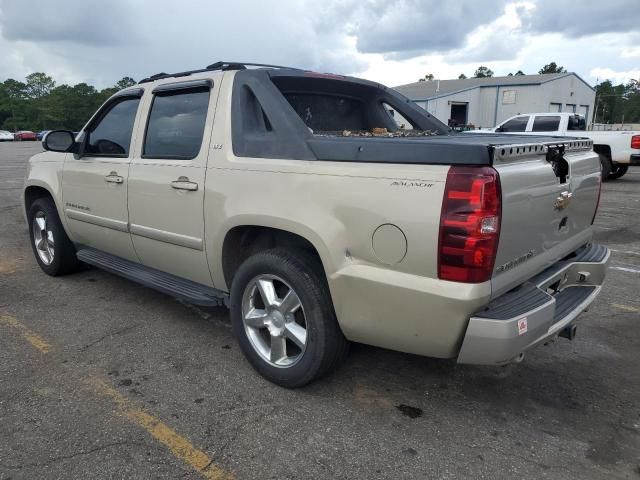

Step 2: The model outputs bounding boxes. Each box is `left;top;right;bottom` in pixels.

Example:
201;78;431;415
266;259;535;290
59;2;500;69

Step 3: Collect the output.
479;113;640;180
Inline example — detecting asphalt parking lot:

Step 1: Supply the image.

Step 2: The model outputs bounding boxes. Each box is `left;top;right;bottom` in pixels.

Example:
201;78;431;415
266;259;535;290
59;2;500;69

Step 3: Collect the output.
0;142;638;480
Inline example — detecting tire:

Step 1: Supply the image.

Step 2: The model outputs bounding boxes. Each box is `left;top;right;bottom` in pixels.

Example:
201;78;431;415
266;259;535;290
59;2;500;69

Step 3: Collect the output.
609;164;628;179
28;197;80;276
230;248;349;388
598;154;612;181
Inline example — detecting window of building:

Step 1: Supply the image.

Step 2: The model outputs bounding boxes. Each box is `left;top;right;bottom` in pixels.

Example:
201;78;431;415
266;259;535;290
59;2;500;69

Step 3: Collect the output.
502;90;516;105
549;103;562;112
143;88;210;159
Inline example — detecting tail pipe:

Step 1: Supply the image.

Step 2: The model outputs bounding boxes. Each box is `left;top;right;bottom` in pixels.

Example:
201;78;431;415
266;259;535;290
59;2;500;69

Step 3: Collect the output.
559;324;577;341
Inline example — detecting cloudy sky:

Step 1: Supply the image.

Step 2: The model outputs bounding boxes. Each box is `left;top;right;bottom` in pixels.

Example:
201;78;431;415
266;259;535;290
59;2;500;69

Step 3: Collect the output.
0;0;638;89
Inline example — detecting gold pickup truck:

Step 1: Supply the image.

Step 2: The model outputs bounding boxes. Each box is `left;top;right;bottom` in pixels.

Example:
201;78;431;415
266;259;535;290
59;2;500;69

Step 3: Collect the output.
23;62;609;387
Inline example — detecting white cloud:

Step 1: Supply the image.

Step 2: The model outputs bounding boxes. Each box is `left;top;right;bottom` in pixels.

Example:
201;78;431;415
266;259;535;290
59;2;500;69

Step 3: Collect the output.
589;67;640;85
621;46;640;58
0;0;639;90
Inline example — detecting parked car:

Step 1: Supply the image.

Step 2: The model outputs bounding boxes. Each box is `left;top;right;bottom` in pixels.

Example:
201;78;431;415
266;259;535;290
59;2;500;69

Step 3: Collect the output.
14;130;37;141
473;113;640;180
23;62;609;387
37;130;51;141
0;130;14;141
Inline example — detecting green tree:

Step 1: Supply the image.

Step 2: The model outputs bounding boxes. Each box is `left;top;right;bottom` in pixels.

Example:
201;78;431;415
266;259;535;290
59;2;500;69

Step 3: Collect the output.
24;73;57;130
2;79;27;130
539;62;566;74
25;72;56;98
458;73;467;79
623;79;640;123
594;80;626;123
115;76;136;90
474;66;493;78
515;70;525;76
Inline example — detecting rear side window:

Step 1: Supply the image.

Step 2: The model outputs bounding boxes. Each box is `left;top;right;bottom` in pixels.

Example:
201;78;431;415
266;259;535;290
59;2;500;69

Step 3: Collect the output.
567;115;586;131
143;88;210;159
284;93;365;132
86;97;140;156
499;116;529;132
532;116;561;132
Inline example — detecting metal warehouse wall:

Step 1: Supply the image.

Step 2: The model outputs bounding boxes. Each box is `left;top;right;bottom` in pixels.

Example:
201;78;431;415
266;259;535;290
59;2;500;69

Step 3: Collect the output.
419;75;595;129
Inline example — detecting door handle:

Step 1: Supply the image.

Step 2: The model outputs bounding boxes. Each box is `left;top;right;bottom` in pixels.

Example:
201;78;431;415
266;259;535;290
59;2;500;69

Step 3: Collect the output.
104;171;124;184
170;176;198;191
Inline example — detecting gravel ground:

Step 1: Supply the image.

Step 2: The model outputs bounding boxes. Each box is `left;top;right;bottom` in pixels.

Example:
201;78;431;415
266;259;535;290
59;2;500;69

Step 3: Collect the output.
0;142;638;479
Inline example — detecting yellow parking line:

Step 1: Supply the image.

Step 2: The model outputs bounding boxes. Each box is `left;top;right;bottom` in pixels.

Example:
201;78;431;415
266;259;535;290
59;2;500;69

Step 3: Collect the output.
612;303;640;313
0;314;51;353
89;377;233;480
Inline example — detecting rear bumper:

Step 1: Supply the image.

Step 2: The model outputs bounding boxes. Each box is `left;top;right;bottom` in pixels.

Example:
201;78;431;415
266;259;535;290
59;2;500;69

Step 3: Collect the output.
457;243;610;365
629;154;640;166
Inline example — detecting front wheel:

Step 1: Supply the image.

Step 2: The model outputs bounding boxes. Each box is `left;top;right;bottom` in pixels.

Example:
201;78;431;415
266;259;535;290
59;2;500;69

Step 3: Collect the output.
609;164;628;179
28;197;80;276
230;248;348;388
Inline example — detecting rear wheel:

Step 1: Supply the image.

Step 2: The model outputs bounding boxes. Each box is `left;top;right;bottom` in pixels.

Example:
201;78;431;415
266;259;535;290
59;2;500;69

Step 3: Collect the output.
230;248;348;388
598;154;612;181
28;197;80;276
609;164;628;179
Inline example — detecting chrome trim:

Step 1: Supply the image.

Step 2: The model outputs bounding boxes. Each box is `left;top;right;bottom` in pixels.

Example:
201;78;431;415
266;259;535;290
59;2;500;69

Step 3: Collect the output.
129;223;203;250
65;209;129;232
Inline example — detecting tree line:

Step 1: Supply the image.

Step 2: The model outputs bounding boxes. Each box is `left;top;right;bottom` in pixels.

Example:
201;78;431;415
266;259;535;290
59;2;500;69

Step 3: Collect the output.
2;64;639;131
419;62;640;124
0;73;136;132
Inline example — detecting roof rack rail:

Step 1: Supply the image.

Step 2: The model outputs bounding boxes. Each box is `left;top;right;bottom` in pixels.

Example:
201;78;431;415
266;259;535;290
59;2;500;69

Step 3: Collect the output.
138;61;300;84
205;61;301;71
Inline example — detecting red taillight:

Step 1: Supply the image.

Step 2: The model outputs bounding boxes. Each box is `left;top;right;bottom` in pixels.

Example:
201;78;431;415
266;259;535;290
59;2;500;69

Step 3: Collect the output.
631;135;640;150
438;166;501;283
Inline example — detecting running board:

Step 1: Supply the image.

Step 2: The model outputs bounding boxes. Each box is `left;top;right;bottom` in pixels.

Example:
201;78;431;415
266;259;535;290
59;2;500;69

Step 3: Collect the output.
76;248;227;307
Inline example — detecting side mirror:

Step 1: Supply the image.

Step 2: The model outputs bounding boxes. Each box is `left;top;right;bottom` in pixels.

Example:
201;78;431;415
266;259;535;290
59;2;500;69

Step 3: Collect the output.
495;126;505;132
43;130;77;153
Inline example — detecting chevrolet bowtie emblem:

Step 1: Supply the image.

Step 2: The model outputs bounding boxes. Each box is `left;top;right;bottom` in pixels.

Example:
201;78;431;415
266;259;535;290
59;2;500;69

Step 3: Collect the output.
554;191;573;210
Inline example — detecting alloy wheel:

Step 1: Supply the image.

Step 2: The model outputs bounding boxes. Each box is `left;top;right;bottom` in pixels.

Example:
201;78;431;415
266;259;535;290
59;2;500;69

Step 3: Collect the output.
241;274;308;367
32;211;55;265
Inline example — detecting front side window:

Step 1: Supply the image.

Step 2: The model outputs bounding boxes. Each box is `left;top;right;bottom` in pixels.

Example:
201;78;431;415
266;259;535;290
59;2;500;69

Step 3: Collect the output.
86;97;140;156
499;116;529;132
532;116;561;132
143;88;210;159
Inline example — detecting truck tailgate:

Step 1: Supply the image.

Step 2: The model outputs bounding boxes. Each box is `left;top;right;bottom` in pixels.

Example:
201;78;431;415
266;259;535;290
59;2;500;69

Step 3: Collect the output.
489;139;600;298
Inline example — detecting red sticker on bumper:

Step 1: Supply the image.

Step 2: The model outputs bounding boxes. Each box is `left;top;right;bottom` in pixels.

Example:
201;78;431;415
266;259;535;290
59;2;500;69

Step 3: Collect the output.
518;317;528;336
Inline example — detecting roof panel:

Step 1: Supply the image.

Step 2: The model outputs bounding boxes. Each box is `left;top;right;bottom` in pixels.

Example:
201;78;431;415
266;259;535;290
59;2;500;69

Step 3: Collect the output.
394;73;576;100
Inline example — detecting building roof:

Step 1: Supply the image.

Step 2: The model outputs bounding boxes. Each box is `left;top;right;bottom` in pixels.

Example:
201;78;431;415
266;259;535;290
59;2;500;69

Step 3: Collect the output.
394;73;592;101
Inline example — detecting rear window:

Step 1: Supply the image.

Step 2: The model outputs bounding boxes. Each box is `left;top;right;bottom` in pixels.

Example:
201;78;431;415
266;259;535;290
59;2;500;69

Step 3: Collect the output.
284;94;365;131
271;75;424;134
532;116;561;132
568;115;586;131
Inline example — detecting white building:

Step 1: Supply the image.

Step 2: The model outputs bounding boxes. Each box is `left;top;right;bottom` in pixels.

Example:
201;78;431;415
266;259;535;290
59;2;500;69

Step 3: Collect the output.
394;73;595;129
